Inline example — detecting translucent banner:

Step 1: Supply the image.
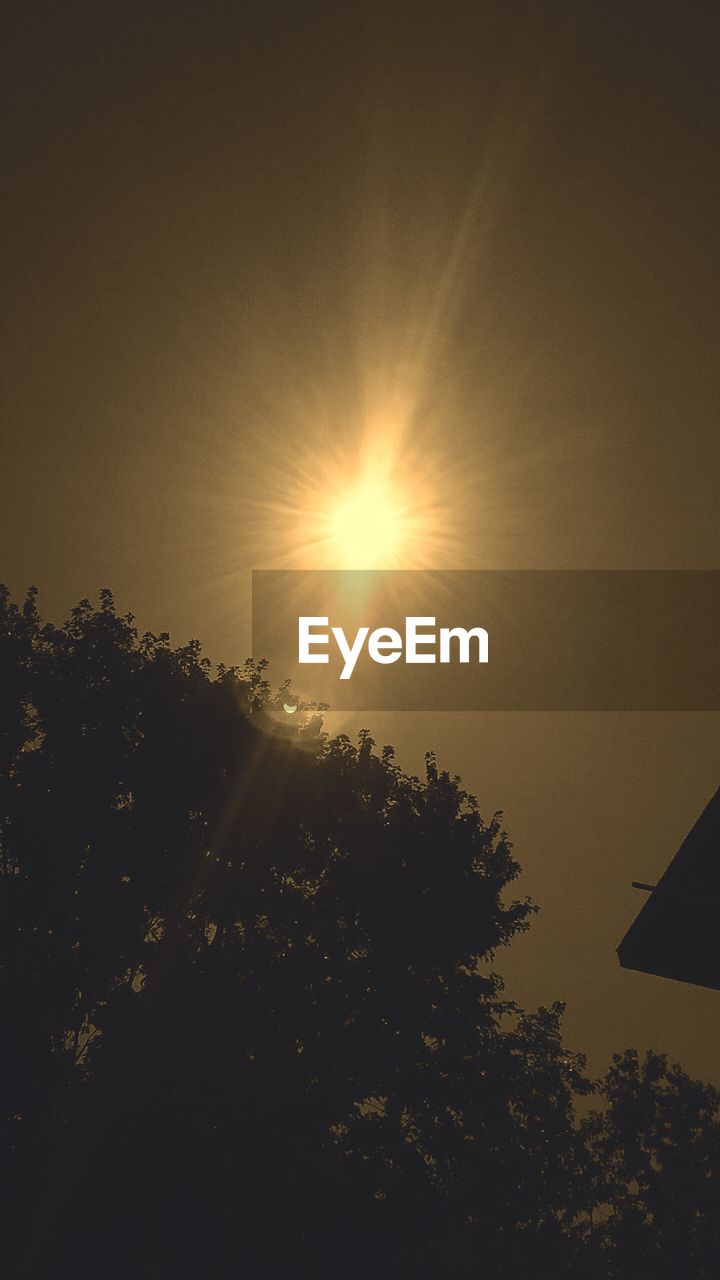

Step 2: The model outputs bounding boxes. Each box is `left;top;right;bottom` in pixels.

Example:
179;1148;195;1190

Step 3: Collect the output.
252;570;720;711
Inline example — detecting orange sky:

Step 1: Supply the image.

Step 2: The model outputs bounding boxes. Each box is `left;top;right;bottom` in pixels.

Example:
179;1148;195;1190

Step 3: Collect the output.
3;0;719;1078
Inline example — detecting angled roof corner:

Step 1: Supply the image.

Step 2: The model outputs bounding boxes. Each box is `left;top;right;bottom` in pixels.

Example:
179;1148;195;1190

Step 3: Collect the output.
617;786;720;991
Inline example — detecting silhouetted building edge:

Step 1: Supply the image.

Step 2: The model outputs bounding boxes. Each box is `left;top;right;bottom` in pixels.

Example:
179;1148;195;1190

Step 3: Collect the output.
617;786;720;991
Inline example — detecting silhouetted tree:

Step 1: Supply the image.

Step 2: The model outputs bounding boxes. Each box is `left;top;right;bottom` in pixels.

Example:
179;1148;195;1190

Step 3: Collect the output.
582;1050;720;1278
2;586;719;1278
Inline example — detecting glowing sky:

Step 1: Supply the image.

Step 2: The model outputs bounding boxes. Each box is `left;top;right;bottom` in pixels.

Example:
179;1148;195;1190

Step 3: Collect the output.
3;0;719;1077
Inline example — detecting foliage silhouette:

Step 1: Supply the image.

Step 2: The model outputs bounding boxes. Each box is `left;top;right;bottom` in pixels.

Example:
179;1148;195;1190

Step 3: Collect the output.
2;586;720;1277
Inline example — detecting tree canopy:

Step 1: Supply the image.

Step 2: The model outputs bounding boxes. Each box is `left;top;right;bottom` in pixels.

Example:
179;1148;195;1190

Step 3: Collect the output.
2;586;719;1278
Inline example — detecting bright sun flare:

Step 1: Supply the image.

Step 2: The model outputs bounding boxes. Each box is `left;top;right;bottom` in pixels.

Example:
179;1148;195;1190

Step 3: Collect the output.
324;475;409;569
256;412;461;572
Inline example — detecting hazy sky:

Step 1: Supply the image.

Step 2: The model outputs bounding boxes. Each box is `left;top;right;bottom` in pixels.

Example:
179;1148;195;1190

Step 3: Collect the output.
3;1;719;1077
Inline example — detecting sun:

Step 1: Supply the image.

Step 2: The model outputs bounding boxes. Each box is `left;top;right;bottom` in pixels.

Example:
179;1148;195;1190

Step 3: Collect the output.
324;473;410;569
250;408;463;572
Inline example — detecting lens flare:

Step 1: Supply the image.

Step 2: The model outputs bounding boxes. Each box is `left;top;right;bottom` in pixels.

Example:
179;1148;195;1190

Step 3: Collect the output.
323;472;412;569
248;417;462;573
293;427;448;571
